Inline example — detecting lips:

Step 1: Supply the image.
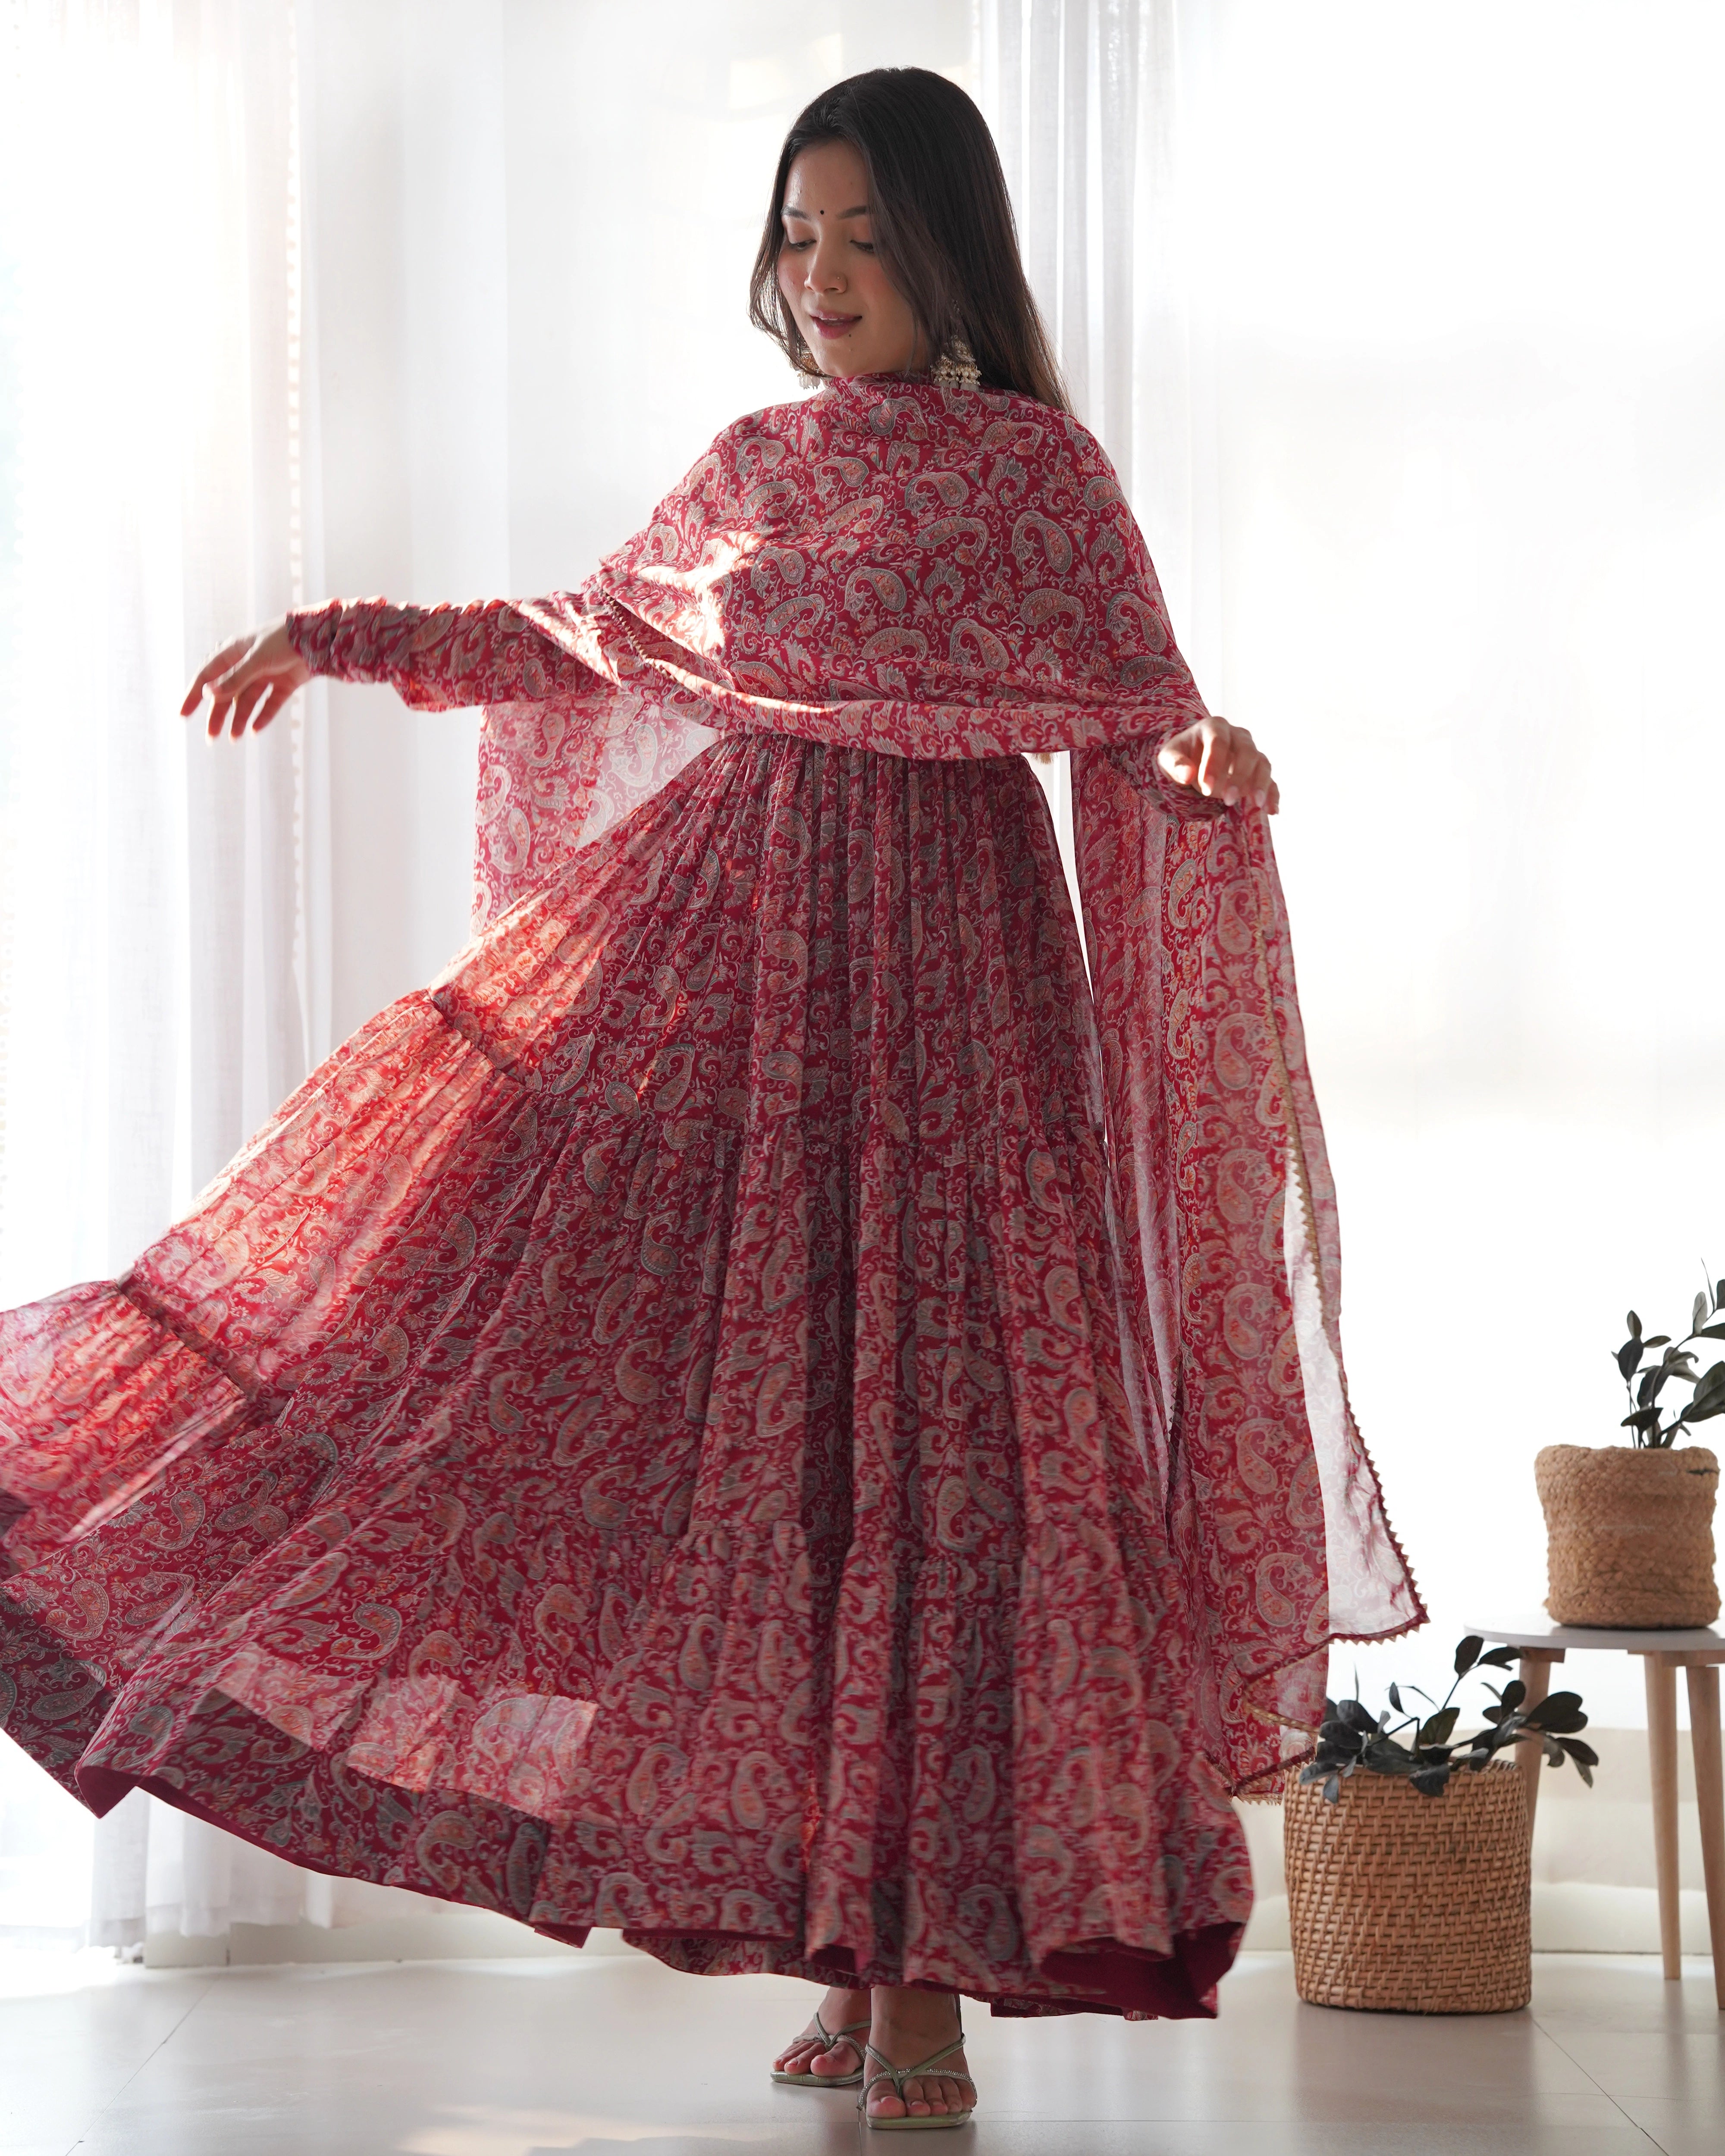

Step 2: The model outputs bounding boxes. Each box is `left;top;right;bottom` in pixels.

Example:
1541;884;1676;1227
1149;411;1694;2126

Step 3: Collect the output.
809;310;861;339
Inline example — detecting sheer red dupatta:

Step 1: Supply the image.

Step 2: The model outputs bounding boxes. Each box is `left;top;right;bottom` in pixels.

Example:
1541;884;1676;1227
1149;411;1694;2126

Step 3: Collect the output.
472;376;1424;1788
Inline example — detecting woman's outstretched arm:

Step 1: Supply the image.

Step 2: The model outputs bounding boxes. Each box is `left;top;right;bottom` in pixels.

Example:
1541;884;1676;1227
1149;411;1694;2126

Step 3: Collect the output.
181;598;598;740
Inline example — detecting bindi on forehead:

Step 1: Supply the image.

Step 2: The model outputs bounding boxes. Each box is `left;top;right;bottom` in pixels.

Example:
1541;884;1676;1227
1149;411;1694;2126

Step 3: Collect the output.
782;203;871;222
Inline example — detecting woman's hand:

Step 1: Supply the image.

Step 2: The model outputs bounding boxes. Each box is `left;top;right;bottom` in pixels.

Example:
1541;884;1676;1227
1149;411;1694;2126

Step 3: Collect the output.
180;618;310;739
1157;715;1279;813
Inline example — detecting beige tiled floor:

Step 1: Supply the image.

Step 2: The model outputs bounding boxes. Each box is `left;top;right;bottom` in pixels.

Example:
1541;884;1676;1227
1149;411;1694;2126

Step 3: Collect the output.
0;1949;1720;2154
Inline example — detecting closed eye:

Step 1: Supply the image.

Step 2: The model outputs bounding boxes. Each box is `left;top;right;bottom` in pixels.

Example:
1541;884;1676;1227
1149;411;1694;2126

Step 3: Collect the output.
781;235;876;256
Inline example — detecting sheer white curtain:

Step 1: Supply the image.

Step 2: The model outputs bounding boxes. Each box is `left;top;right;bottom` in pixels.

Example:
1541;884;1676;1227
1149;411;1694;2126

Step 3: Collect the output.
0;0;334;1947
0;0;977;1954
983;0;1725;1734
0;0;328;1308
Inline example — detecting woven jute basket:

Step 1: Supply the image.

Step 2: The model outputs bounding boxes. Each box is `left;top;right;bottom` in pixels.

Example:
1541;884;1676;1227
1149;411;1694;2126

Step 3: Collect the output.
1536;1443;1719;1627
1283;1764;1531;2013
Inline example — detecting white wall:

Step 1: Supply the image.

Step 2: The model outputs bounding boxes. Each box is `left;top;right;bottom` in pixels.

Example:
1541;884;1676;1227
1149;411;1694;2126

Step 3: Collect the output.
1179;3;1725;1732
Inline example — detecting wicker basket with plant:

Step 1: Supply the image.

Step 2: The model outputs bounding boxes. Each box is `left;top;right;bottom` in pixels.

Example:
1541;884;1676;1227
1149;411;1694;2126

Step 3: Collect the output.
1283;1635;1595;2012
1535;1279;1724;1628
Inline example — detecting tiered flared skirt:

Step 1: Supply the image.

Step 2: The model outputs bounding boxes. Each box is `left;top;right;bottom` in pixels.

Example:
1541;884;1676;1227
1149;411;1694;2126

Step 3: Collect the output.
0;736;1250;2016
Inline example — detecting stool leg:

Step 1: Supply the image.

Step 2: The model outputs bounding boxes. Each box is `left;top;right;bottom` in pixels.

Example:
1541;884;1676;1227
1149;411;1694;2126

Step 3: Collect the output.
1684;1663;1725;2011
1647;1656;1683;1981
1518;1651;1555;1845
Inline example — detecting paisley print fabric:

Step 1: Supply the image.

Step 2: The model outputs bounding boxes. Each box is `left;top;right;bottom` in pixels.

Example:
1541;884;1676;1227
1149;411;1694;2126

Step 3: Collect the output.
0;376;1420;2019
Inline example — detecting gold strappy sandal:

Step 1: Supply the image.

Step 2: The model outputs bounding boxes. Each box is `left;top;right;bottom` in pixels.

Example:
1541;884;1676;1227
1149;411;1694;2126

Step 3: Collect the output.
769;2008;871;2088
858;2024;975;2131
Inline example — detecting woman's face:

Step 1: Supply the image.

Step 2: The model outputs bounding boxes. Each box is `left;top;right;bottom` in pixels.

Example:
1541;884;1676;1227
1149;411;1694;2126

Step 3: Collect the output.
776;141;922;379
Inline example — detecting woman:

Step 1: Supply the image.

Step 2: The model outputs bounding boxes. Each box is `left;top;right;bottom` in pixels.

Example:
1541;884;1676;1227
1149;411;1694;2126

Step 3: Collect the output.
0;68;1418;2130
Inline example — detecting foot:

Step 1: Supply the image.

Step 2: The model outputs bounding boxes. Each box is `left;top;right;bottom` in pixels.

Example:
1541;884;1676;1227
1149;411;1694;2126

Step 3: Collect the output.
863;1987;973;2123
772;1984;870;2082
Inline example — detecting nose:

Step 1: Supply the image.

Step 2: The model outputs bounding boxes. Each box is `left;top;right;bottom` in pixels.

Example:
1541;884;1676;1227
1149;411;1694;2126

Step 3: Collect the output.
804;232;846;295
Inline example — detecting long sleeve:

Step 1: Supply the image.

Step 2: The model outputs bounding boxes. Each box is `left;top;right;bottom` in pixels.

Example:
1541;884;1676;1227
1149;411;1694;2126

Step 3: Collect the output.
287;598;599;711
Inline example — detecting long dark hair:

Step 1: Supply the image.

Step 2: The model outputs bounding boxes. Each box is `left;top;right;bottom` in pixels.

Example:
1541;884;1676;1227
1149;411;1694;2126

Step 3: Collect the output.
747;69;1069;413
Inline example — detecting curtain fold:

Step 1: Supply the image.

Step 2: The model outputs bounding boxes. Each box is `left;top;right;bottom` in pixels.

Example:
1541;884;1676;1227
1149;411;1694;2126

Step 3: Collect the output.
0;0;334;1948
980;0;1206;650
0;0;326;1309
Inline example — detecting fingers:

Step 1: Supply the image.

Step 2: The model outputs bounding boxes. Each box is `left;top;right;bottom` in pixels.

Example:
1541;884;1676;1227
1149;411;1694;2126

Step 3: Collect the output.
180;633;252;718
201;661;301;739
184;622;305;737
1195;723;1229;799
1156;724;1202;786
179;663;216;718
1230;736;1275;812
241;677;294;736
205;667;257;739
1191;718;1279;814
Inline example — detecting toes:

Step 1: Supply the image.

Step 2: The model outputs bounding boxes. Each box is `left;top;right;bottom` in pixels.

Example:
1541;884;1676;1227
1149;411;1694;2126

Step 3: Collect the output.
862;2053;970;2118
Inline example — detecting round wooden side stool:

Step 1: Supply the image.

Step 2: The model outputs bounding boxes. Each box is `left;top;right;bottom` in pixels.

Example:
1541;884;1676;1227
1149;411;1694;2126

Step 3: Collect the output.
1466;1616;1725;2008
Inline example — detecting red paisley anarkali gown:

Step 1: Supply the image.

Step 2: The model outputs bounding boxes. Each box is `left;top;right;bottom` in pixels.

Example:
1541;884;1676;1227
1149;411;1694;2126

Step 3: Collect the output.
0;377;1420;2018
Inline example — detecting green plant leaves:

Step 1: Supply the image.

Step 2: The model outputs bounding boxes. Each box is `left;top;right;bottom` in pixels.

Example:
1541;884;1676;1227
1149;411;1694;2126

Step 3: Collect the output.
1684;1364;1725;1425
1307;1642;1596;1800
1618;1279;1725;1445
1523;1690;1587;1734
1480;1676;1527;1725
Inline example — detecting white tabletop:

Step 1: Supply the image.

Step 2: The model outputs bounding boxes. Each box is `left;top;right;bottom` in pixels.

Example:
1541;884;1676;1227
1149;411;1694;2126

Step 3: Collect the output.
1464;1614;1725;1655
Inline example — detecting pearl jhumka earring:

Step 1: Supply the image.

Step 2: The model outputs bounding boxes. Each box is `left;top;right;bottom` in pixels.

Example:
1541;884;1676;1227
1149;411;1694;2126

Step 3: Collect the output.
928;338;981;390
